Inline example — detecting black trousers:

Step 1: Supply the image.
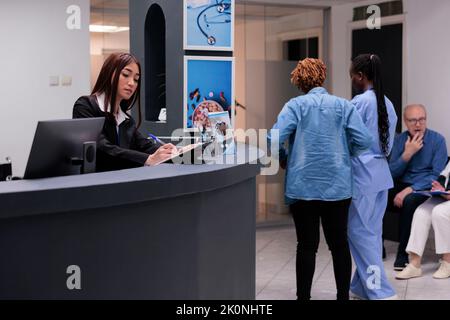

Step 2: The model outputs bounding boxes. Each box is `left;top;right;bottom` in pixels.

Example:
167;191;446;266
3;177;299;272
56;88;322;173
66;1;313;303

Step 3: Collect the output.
387;182;429;258
290;198;352;300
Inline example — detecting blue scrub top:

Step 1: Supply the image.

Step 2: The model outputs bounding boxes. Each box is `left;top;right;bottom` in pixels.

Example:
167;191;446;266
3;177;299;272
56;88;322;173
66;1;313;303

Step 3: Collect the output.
350;89;398;197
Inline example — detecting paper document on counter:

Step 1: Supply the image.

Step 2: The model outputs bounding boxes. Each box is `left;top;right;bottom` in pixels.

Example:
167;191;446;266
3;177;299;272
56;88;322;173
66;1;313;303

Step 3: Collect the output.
152;143;203;166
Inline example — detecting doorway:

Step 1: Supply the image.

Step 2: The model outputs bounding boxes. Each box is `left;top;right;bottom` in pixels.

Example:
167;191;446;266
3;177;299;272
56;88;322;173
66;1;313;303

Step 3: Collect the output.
352;23;403;132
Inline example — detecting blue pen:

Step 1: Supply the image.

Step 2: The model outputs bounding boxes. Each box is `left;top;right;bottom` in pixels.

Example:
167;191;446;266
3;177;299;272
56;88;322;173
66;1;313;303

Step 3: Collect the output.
147;132;166;145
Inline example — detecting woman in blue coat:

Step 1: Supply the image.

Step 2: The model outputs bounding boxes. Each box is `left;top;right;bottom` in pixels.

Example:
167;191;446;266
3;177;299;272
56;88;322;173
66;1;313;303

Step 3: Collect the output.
348;54;398;300
270;58;372;300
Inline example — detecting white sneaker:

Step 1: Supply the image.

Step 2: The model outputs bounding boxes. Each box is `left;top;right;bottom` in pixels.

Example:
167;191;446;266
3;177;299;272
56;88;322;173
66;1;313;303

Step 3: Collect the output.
395;264;422;280
433;260;450;279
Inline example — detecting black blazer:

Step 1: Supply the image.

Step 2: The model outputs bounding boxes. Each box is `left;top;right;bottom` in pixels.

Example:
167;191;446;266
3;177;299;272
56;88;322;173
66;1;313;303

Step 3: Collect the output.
73;95;161;172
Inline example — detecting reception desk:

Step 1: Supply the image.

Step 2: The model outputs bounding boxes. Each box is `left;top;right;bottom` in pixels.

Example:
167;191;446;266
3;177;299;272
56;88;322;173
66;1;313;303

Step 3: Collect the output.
0;144;262;299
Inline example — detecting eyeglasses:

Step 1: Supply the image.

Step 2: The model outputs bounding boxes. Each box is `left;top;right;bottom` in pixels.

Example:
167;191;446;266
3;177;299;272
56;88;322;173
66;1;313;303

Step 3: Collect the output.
406;117;426;125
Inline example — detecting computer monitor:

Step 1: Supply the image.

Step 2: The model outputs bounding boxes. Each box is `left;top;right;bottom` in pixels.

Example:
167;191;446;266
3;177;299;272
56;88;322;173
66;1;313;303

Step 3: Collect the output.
23;118;105;179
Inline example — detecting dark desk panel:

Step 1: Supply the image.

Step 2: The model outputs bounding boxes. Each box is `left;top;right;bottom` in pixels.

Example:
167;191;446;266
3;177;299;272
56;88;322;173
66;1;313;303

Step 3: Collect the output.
0;144;262;299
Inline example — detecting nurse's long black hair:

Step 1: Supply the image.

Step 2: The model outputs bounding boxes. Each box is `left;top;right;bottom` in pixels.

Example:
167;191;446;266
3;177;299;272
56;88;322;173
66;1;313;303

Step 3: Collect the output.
351;54;390;156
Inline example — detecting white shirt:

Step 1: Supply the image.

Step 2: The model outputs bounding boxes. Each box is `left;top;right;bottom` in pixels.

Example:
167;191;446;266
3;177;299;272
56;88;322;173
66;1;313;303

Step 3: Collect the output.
95;93;129;128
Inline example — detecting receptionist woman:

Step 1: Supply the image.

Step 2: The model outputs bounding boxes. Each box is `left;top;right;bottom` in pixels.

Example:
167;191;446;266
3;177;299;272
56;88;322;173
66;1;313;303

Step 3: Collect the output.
73;52;176;172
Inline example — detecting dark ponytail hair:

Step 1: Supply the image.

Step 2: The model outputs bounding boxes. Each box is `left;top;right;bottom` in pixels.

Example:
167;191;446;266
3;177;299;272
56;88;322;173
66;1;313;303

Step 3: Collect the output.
351;53;390;156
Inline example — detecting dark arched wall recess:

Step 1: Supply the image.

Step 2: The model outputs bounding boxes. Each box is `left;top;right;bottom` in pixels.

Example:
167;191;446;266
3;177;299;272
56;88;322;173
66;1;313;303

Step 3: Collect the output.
130;0;183;137
145;4;166;122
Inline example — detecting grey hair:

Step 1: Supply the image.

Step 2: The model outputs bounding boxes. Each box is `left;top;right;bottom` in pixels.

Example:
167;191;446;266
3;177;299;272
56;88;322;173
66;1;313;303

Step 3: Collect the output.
403;104;427;118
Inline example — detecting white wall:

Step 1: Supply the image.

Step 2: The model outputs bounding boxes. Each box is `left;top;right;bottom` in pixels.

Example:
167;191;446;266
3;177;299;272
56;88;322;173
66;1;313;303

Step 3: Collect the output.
265;10;323;61
330;0;450;145
0;0;90;176
404;0;450;144
329;0;354;98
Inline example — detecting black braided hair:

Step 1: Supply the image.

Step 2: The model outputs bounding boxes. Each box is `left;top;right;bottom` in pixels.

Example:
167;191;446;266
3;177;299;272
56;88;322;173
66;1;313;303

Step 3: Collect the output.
351;54;390;156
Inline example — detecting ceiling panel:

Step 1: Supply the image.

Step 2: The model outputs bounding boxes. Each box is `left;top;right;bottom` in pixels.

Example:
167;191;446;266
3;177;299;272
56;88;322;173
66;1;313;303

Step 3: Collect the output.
236;3;317;17
90;0;128;26
240;0;366;7
89;0;368;26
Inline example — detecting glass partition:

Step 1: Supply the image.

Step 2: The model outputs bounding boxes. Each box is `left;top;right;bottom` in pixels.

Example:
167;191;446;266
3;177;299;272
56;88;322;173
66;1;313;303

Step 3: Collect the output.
90;0;130;89
235;3;325;225
89;0;325;225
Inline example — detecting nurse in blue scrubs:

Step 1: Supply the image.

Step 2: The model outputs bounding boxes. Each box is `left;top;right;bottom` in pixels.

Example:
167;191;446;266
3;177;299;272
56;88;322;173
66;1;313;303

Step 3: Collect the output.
348;54;398;300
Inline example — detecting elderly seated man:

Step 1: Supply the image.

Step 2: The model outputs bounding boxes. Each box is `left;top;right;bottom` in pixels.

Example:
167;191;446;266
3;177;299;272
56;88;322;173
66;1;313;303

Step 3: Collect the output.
387;104;447;270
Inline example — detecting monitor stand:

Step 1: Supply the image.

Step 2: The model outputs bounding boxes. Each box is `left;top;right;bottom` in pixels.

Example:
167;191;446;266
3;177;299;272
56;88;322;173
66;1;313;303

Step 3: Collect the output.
0;160;12;181
71;141;97;174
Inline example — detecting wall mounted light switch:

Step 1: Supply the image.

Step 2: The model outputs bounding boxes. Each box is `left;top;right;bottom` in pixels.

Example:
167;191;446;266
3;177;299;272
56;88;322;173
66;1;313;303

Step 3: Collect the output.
61;75;72;86
49;76;59;86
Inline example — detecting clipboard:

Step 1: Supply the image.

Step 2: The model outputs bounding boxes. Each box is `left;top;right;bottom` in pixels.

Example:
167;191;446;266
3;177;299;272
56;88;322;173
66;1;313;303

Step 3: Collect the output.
152;142;205;166
413;190;450;197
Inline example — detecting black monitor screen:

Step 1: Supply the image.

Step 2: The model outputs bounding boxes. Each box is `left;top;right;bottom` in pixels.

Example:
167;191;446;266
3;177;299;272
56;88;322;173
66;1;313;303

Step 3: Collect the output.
24;118;104;179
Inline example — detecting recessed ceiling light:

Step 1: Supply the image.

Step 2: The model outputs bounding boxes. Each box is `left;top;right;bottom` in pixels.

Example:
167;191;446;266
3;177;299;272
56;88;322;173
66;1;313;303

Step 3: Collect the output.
89;25;129;33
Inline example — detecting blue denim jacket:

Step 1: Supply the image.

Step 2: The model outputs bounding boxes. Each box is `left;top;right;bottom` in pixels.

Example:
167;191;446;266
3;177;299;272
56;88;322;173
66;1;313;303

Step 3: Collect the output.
269;87;372;203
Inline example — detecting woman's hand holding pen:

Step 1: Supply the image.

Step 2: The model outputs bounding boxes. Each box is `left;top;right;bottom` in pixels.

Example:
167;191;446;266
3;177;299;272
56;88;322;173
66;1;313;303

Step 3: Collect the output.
431;180;445;192
431;180;450;200
145;143;178;166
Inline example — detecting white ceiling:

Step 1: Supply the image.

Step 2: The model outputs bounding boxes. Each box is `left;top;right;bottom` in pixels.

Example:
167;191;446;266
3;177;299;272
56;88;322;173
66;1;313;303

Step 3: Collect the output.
241;0;366;7
90;0;129;26
236;3;317;17
91;0;127;9
89;0;368;26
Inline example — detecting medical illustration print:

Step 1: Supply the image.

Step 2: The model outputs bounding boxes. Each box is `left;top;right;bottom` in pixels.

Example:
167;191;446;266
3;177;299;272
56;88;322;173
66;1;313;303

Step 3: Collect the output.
184;0;234;51
184;56;235;132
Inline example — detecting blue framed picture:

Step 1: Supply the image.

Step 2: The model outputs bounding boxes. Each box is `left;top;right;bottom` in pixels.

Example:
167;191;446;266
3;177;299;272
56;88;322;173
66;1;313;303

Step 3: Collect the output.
184;56;235;131
183;0;234;51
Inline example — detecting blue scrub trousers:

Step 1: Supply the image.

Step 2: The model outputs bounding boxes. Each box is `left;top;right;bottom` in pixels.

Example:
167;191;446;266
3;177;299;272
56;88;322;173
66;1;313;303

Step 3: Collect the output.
348;190;396;299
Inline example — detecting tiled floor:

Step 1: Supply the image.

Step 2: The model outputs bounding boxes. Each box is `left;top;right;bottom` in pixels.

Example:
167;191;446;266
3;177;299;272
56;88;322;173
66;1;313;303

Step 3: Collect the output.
255;224;450;300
